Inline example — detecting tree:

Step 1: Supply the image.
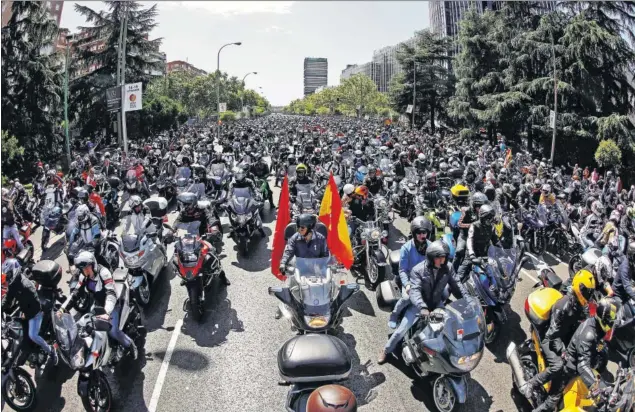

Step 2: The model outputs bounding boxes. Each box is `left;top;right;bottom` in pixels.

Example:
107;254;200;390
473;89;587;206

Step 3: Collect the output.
595;139;622;168
69;1;163;140
392;29;455;133
220;111;236;122
1;1;63;163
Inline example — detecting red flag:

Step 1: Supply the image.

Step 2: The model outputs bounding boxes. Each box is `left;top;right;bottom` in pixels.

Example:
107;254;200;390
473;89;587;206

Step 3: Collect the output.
271;175;291;281
319;173;354;269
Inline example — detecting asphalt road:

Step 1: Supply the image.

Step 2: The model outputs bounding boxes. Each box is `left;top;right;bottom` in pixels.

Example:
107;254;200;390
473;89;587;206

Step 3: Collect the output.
3;180;601;412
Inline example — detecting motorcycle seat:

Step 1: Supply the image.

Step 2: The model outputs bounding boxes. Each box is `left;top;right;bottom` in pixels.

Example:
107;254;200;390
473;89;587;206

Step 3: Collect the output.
278;334;351;383
112;268;128;283
17;247;31;263
581;248;602;267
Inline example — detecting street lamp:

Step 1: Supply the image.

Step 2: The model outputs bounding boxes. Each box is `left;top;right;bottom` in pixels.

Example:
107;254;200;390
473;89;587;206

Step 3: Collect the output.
217;42;241;140
241;71;257;113
64;34;72;167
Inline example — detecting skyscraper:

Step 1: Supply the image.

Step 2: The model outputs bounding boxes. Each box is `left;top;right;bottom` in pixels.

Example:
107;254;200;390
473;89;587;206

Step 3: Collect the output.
304;57;328;96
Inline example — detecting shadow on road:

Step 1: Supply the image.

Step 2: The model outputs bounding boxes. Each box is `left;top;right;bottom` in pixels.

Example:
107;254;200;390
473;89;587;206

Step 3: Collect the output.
153;348;210;372
408;371;494;412
30;363;76;412
261;207;277;224
346;290;376;318
337;331;386;407
231;228;272;272
180;283;244;348
40;236;66;260
143;265;173;333
487;307;527;364
112;349;150;411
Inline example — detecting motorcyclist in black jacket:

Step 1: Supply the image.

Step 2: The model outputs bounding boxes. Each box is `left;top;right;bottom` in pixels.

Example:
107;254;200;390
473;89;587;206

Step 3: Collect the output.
289;163;314;200
2;265;58;366
456;204;500;283
612;251;635;322
250;153;275;208
521;270;596;398
533;299;617;412
392;151;411;181
454;192;487;272
363;168;384;196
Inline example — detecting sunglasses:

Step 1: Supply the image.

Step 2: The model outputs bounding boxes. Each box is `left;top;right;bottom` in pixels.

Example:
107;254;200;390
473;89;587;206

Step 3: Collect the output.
298;226;308;231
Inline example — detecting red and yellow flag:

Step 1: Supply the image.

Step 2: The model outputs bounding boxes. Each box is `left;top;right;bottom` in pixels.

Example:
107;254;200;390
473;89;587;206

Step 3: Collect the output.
271;175;291;281
319;173;354;269
504;148;513;167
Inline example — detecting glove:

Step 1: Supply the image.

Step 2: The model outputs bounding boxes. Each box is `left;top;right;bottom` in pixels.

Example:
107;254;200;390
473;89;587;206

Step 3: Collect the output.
419;308;430;319
278;264;286;274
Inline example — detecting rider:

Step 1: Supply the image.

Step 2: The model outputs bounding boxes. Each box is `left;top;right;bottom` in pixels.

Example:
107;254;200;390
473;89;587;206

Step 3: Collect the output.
250;153;276;209
228;167;260;200
1;188;24;252
278;214;329;274
581;200;604;249
392;151;411;182
289;163;314;199
388;217;433;328
533;298;617;412
454;192;487;271
124;195;149;235
456;204;499;283
363;167;384;196
521;270;596;398
378;240;467;364
69;204;102;253
346;186;374;240
597;210;621;250
59;251;138;360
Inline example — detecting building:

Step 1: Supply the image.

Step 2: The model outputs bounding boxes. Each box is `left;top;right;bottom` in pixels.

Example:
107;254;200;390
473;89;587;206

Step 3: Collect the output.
340;62;382;89
430;1;555;54
146;51;167;77
372;37;416;93
166;60;207;76
315;85;336;93
2;0;64;27
304;57;328;96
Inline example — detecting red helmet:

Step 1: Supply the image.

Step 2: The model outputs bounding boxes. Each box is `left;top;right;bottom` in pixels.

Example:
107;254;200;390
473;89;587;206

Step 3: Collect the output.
306;385;357;412
2;239;18;258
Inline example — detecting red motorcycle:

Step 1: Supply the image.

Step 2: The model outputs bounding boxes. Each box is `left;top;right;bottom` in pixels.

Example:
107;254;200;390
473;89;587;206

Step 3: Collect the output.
1;223;34;267
172;234;224;322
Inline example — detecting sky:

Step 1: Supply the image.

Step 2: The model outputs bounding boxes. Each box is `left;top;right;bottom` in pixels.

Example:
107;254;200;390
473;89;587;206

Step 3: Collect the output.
60;1;430;106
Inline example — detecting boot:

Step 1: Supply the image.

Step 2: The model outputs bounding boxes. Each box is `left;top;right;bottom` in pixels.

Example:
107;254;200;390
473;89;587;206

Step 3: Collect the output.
220;271;230;286
47;346;58;366
377;349;388;365
128;341;138;360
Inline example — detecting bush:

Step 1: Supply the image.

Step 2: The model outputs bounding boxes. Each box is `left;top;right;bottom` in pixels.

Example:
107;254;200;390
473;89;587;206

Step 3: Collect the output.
594;139;622;168
220;111;237;122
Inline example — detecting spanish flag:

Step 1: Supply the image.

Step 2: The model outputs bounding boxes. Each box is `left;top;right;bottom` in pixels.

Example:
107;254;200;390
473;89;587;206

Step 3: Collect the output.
271;175;291;281
504;148;513;168
319;173;354;269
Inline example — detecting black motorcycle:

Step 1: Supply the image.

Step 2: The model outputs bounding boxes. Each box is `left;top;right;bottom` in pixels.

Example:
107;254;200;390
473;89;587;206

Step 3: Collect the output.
225;187;264;255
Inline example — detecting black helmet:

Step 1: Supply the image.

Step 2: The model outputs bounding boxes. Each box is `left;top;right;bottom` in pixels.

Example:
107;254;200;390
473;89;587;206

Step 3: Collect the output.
399;151;408;160
410;216;433;252
483;184;496;202
478;204;496;226
426;240;449;267
296;213;316;232
471;192;487;210
595;298;617;333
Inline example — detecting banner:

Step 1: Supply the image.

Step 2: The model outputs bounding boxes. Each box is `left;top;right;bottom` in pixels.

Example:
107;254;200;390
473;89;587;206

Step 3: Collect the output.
106;86;121;112
124;82;143;112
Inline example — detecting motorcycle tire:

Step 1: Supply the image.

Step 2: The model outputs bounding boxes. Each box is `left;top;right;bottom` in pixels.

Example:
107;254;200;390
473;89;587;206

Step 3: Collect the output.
432;376;458;412
529;231;546;256
238;237;249;256
187;285;203;323
80;371;112;412
568;255;582;278
134;277;152;307
484;312;500;344
2;367;37;411
364;257;384;290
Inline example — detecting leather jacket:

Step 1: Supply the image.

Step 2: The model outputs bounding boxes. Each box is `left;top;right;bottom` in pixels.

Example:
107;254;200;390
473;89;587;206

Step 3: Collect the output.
409;260;467;311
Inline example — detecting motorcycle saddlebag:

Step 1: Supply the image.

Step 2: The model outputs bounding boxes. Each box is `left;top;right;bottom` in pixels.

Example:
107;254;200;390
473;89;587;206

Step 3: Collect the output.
143;197;168;218
278;334;351;383
30;260;62;287
376;280;401;312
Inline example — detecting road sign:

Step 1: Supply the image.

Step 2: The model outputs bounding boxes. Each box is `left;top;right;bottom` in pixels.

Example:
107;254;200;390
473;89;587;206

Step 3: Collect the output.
549;110;555;128
219;103;227;113
106;86;121;112
406;105;413;114
124;82;143;112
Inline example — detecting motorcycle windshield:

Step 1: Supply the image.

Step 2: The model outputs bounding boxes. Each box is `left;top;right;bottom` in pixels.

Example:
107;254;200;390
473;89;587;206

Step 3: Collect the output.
293;257;333;315
176;177;189;188
211;164;225;178
176;167;191;179
379;158;392;173
231;197;252;214
126;170;137;182
174;221;201;235
536;204;549;223
44;189;57;208
405;167;417;182
442;298;486;353
178;234;202;268
53;312;85;370
122;234;140;252
296;184;313;197
487;245;517;281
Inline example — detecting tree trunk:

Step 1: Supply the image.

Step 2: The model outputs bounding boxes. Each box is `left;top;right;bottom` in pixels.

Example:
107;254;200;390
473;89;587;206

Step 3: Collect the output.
430;98;436;135
527;122;533;153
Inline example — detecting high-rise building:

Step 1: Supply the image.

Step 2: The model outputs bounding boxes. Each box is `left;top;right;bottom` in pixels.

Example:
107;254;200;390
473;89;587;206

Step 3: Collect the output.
167;60;207;76
2;0;64;27
340;62;382;87
371;37;416;93
304;57;328;96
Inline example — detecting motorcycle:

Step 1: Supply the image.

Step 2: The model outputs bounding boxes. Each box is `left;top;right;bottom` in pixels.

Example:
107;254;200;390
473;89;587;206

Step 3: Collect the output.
225;187;264;256
292;183;319;218
40;189;70;250
276;334;356;411
376;292;486;412
268;257;359;333
520;205;548;255
155;172;177;204
172;233;225;322
352;217;391;289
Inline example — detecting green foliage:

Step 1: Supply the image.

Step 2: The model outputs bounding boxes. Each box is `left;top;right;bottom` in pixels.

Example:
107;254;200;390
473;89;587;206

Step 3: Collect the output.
1;130;25;161
284;74;391;117
595;139;622;167
220;111;236;122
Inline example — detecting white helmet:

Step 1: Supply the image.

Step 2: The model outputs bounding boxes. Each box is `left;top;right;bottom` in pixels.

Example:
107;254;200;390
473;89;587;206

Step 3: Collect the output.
74;250;96;270
417;153;425;161
76;204;90;223
591;200;604;217
343;184;355;196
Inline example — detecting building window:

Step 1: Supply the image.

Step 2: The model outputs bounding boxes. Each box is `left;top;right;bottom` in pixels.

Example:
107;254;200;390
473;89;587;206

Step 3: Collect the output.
55;3;60;11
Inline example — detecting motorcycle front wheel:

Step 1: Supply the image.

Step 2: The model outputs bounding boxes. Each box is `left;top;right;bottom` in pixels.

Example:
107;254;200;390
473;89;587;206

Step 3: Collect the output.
364;256;383;290
2;368;37;411
80;371;112;412
134;276;151;307
187;284;204;322
568;255;582;278
433;376;458;412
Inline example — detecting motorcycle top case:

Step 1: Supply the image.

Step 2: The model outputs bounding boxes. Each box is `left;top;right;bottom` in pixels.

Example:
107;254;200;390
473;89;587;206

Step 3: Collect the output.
526;287;563;327
376;280;401;312
143;197;168;218
278;334;352;383
107;176;121;189
30;260;62;287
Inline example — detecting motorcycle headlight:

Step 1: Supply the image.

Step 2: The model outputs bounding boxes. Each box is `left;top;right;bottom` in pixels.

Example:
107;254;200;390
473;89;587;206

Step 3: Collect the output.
451;351;483;372
304;315;330;329
370;230;380;240
379;199;388;208
237;215;249;224
125;255;139;265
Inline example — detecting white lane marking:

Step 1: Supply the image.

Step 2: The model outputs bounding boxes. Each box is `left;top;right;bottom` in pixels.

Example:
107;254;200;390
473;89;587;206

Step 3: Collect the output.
521;268;539;284
149;319;183;412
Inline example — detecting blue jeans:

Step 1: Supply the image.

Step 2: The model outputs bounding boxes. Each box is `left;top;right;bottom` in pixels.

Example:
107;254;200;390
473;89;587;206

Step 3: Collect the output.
28;312;52;354
109;305;132;348
384;305;419;354
390;288;411;320
3;225;24;250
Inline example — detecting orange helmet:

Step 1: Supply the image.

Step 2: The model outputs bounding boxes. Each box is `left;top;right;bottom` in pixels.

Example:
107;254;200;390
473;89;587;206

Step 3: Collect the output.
354;185;369;199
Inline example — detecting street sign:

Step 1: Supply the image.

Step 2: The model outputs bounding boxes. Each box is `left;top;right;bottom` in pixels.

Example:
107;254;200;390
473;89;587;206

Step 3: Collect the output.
219;103;227;113
124;82;143;112
106;86;121;112
549;110;555;128
406;104;413;114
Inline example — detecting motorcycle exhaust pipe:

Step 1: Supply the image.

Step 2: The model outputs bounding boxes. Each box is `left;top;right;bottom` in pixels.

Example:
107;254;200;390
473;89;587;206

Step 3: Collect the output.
506;342;527;389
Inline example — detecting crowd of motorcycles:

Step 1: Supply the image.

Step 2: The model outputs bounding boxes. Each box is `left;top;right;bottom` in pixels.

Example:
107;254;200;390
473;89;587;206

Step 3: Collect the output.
1;113;634;412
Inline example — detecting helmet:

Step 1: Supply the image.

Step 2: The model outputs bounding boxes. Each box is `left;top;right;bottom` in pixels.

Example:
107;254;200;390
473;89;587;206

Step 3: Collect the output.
595;298;617;333
500;168;508;176
354;186;369;199
76;204;90;223
483;184;496;202
74;250;97;271
2;262;21;286
2;239;18;258
591;200;604;217
417;153;425;161
616;204;625;215
380;146;388;153
439;162;448;172
296;213;317;232
524;183;533;192
296;163;308;178
182;156;191;166
609;210;620;223
355;166;368;182
410;216;433;253
399;151;408;160
130;195;143;214
426;240;449;267
571;269;596;306
628;207;635;219
541;184;552;194
343;184;355;196
354;150;363;157
471;192;488;210
234;168;245;182
540;162;546;168
305;384;357;412
478;204;496;226
594;255;613;284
